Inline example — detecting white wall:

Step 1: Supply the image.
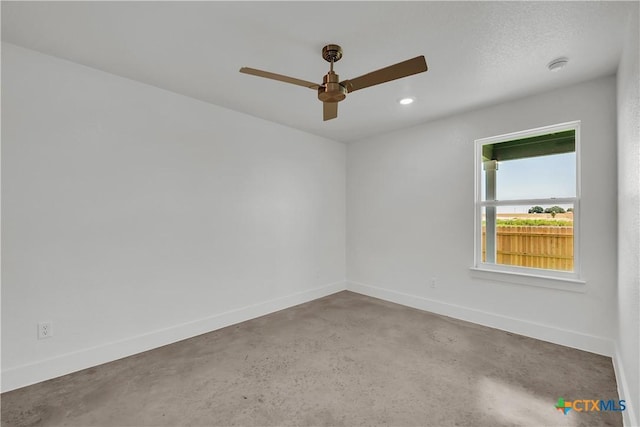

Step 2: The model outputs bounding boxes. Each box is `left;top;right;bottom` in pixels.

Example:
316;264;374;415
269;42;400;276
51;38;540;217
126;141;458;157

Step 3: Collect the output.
347;76;618;356
1;43;346;392
616;8;640;427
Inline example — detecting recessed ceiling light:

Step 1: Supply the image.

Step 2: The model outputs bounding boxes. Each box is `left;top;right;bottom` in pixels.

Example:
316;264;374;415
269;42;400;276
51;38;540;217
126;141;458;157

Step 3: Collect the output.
399;97;415;105
548;57;569;72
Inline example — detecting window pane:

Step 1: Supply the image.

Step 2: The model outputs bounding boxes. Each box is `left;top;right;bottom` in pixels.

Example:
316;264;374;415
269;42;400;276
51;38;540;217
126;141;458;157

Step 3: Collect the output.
481;205;574;271
480;129;576;201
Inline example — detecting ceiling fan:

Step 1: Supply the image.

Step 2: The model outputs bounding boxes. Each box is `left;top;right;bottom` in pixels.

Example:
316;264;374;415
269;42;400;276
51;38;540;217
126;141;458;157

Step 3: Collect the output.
240;44;428;121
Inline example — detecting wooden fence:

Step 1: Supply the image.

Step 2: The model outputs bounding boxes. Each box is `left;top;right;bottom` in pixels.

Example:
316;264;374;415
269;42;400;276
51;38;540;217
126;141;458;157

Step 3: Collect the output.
482;225;574;271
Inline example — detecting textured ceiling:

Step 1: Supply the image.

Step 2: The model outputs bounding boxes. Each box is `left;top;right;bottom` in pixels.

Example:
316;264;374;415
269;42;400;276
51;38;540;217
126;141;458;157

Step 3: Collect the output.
1;1;635;142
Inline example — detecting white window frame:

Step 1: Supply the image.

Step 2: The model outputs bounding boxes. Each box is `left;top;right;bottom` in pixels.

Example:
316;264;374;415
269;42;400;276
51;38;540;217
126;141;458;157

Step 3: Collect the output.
473;121;582;283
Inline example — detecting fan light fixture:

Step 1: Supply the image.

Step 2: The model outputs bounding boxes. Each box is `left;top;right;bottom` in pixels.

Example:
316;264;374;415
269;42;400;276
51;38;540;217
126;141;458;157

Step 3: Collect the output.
399;97;415;105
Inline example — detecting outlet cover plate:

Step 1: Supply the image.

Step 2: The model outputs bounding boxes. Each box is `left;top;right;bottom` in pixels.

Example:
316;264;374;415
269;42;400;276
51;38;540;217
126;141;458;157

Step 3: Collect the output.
38;322;52;339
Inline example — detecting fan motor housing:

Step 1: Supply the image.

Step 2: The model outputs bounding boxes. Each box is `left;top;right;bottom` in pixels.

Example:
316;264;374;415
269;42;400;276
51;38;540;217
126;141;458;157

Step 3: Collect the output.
318;71;347;102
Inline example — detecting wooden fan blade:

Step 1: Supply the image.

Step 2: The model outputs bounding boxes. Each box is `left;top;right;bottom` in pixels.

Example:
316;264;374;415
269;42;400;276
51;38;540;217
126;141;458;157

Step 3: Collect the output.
341;56;428;93
239;67;320;89
323;102;338;121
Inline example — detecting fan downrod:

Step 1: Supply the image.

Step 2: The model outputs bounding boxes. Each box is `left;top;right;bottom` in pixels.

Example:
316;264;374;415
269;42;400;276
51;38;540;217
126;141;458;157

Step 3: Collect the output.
322;44;343;63
318;44;346;103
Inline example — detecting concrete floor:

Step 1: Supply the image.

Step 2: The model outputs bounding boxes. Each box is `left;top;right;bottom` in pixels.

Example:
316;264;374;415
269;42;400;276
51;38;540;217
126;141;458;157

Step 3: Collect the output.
1;291;622;426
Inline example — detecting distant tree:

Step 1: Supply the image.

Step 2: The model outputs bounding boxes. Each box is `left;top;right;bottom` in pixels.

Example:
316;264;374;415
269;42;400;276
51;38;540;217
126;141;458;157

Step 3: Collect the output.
567;207;574;212
544;206;566;214
528;206;544;214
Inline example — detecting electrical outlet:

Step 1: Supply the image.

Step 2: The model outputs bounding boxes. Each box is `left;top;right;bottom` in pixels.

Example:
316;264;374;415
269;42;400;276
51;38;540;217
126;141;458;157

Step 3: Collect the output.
38;322;53;339
431;277;437;288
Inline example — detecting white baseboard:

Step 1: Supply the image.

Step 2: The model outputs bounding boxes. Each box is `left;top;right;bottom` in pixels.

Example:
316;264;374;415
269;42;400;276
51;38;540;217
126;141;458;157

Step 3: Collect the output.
613;344;639;427
1;281;346;393
3;280;617;396
346;280;614;357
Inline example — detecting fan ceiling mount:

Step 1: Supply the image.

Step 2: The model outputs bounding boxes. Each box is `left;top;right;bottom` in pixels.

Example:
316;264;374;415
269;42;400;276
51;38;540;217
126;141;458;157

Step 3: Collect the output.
240;44;428;121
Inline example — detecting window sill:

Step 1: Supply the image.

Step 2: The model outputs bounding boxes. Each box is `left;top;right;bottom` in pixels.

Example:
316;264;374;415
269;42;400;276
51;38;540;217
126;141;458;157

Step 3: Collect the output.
469;267;586;292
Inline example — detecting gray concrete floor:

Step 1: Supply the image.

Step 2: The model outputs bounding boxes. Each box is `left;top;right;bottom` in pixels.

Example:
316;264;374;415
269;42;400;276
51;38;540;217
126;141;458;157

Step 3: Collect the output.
1;291;622;426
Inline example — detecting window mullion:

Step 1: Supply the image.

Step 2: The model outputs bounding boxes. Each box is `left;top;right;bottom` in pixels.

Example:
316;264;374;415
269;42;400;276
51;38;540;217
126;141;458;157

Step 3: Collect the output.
480;197;577;207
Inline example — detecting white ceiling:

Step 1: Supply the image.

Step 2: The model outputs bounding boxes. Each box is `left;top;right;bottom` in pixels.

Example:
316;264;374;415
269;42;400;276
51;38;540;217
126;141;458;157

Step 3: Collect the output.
1;1;635;142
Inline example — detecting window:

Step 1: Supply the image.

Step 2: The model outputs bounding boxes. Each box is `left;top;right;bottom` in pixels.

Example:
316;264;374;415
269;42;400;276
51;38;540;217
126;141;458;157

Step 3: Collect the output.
474;121;580;280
